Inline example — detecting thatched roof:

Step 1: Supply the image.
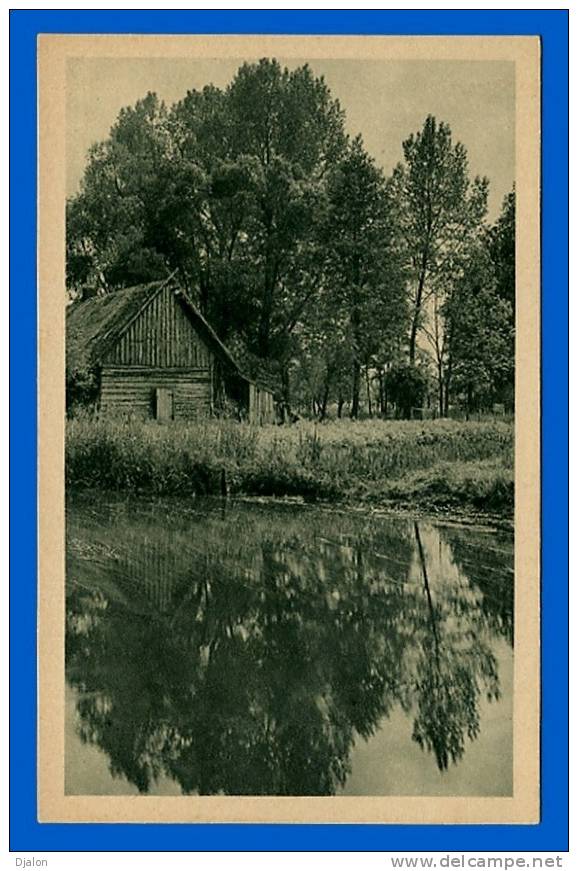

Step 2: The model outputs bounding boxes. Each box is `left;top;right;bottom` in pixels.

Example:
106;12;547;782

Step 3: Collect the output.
66;281;165;374
66;278;241;378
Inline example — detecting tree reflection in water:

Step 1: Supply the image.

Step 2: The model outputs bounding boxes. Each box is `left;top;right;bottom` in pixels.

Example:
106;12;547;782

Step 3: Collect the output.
66;497;513;795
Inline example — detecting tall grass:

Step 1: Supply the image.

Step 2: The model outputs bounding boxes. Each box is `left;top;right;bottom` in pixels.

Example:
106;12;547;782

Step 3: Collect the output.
66;417;514;512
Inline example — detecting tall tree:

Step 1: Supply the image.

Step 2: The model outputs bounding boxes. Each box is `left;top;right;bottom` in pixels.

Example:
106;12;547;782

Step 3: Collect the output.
167;84;263;331
445;244;514;416
224;60;346;363
289;281;354;420
66;93;176;297
391;115;488;371
486;188;516;409
487;187;515;311
323;137;407;418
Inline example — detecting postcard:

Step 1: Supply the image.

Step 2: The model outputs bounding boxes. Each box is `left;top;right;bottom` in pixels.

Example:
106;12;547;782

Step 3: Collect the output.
37;34;540;824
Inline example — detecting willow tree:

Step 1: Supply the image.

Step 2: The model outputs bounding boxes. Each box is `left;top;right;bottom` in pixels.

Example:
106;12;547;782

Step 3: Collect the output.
224;60;347;363
66;60;348;414
66;92;173;296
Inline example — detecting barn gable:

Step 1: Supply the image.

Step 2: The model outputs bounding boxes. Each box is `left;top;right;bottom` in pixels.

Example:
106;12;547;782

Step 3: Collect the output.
104;285;212;369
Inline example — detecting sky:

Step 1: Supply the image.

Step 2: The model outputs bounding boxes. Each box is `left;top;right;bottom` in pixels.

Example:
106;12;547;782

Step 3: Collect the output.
67;56;515;221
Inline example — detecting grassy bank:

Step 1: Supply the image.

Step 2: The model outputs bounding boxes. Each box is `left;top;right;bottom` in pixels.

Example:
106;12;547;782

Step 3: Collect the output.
66;418;514;515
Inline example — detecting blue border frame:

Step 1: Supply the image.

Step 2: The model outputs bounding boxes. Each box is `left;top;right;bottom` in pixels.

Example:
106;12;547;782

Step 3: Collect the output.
10;10;568;853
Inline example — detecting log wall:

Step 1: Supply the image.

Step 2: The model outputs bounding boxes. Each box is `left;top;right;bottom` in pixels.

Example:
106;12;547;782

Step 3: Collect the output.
100;366;212;420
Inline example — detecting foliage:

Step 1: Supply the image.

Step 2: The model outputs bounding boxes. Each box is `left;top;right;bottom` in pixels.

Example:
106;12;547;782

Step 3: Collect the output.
391;115;491;415
318;137;408;418
67;62;348;409
67;66;515;418
392;116;489;357
485;188;516;407
444;243;514;413
66;365;100;415
385;363;429;419
381;459;514;514
487;187;515;310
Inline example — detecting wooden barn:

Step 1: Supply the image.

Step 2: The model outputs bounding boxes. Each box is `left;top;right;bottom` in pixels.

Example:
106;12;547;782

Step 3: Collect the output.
66;278;277;424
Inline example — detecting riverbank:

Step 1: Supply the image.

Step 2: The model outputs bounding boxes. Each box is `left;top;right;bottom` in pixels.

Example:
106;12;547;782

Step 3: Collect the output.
66;418;514;517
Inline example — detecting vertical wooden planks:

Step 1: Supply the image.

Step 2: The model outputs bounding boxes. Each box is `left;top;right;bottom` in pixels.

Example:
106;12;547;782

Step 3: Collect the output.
107;286;212;369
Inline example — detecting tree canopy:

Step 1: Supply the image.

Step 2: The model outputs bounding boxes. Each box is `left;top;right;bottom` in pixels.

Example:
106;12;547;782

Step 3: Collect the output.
67;60;515;418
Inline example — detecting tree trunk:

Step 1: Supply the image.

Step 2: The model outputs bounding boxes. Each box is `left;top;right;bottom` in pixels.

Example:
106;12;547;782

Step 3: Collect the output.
437;361;444;418
319;381;330;421
443;379;450;418
199;274;210;315
350;362;361;419
409;266;427;364
466;383;473;421
257;216;277;358
349;296;362;419
377;367;385;417
365;366;373;417
443;355;452;418
337;396;344;419
408;318;419;366
257;295;272;357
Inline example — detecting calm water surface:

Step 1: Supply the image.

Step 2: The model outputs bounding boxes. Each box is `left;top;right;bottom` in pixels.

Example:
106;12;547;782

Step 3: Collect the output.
65;495;513;797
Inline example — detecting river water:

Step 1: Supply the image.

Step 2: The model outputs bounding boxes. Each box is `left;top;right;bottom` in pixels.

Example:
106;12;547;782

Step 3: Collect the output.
65;494;514;797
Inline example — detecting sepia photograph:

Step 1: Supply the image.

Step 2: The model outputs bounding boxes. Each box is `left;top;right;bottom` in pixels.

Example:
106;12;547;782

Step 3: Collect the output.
36;34;541;824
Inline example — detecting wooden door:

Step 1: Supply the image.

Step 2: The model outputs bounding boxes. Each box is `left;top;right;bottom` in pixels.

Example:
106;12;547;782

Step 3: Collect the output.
155;388;174;422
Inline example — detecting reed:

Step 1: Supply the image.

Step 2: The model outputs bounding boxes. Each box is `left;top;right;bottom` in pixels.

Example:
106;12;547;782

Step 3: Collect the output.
66;417;514;513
